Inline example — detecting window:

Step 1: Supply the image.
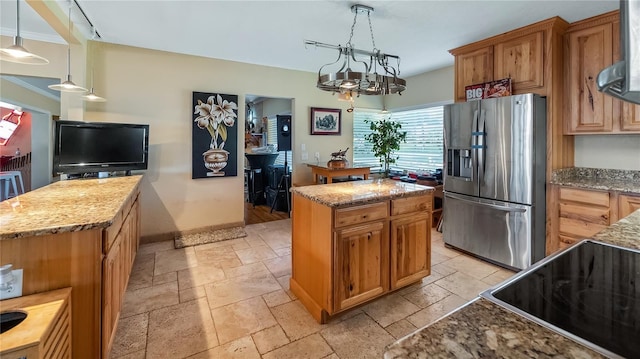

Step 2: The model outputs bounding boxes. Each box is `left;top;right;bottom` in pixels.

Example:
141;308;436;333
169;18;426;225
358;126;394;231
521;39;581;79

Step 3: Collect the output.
266;117;288;167
353;105;444;174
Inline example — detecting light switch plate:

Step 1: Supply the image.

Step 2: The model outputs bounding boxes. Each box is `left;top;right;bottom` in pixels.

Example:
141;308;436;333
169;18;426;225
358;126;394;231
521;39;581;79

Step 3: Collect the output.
0;268;23;300
301;152;309;161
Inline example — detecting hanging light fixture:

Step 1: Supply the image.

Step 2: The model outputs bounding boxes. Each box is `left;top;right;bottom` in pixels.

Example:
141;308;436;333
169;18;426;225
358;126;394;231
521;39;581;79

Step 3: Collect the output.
0;0;49;65
305;4;406;96
82;28;106;102
82;68;106;102
49;1;87;93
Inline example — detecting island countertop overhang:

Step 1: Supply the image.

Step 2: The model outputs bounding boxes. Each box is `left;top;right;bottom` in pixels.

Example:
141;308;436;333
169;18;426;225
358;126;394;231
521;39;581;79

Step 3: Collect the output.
384;209;640;358
291;179;434;208
0;175;142;240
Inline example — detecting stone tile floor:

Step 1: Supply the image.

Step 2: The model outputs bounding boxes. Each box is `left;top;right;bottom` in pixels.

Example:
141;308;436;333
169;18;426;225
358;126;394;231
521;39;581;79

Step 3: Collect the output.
112;219;515;359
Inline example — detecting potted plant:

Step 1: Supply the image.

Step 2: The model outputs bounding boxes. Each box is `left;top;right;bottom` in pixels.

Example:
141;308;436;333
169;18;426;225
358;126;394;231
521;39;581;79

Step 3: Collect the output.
364;117;407;177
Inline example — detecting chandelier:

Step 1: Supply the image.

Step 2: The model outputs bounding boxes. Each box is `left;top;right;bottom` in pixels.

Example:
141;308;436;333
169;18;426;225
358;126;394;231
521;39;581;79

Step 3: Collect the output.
305;4;406;96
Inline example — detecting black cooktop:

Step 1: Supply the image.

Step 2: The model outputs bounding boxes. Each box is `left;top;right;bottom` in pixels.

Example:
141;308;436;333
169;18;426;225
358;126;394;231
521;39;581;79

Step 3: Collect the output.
484;240;640;358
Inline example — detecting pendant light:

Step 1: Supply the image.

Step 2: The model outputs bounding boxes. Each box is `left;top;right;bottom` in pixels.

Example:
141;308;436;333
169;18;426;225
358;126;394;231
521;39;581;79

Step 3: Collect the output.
305;4;406;96
49;1;87;93
0;0;49;65
82;32;106;102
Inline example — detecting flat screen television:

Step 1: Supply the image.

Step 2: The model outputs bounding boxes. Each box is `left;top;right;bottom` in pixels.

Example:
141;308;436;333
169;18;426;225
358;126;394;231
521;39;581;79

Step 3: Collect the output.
54;120;149;175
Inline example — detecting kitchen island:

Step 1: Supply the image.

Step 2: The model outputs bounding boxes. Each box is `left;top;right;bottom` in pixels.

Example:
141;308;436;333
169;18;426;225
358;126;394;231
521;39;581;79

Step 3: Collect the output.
384;208;640;358
0;175;142;359
290;179;434;323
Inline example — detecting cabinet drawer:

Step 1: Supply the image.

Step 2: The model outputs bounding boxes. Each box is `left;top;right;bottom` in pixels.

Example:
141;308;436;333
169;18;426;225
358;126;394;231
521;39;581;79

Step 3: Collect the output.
559;187;609;207
103;210;124;252
559;202;609;225
559;217;607;238
391;195;432;216
334;202;388;228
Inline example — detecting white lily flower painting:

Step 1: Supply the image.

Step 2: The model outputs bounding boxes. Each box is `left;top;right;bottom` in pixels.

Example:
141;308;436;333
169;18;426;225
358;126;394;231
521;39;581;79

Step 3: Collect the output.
192;92;238;178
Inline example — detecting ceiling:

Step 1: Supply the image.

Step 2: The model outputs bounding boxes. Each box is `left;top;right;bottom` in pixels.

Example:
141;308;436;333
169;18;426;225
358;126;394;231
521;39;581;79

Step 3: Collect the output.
1;0;619;78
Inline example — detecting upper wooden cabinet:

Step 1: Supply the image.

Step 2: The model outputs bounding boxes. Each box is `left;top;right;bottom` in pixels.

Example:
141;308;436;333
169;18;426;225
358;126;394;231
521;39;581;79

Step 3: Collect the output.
494;31;545;91
450;17;568;101
564;11;640;134
454;47;494;102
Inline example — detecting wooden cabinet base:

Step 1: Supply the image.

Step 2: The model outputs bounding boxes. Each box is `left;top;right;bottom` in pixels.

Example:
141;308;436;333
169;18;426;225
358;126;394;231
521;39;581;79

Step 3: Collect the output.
291;192;432;324
290;279;329;324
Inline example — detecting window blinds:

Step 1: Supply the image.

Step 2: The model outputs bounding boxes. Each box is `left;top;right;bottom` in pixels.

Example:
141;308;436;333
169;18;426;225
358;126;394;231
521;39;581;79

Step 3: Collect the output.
353;106;444;173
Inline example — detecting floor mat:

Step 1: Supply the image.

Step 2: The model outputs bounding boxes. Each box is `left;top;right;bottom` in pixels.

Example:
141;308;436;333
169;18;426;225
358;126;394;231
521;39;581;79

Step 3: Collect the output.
174;226;247;249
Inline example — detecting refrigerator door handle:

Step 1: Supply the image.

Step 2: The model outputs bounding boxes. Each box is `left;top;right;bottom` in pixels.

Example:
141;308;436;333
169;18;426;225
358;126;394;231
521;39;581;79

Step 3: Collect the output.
445;193;526;213
477;109;486;178
471;109;479;180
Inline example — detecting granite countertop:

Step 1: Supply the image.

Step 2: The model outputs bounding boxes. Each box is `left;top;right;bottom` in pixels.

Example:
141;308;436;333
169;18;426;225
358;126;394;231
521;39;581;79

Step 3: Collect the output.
551;167;640;193
385;209;640;358
291;179;434;207
0;175;142;240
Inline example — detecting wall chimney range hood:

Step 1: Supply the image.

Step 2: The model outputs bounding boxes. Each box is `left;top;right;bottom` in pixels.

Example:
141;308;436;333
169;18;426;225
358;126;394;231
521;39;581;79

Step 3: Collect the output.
597;0;640;105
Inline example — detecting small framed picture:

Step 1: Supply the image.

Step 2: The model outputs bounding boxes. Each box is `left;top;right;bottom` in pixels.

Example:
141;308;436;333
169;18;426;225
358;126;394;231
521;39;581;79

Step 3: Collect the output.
310;107;341;135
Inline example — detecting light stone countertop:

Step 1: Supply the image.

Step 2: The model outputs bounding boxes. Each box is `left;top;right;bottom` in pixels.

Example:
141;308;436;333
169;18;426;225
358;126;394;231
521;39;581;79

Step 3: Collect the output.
385;209;640;358
551;167;640;193
291;179;434;208
0;175;142;240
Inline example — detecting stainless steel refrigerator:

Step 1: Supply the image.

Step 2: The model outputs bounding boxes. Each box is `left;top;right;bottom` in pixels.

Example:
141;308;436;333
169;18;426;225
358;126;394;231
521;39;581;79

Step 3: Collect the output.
442;93;546;270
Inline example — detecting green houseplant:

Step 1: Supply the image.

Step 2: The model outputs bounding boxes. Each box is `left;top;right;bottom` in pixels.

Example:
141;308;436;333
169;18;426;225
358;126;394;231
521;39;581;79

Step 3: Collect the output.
364;117;407;177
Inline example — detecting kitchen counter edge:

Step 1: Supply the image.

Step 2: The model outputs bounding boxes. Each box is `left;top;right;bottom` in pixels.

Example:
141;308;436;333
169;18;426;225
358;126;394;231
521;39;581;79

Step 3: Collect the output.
0;175;142;240
551;167;640;193
291;179;434;208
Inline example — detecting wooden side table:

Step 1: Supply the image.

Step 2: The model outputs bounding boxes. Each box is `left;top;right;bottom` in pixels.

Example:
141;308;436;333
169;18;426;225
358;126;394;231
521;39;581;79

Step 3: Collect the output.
307;164;370;184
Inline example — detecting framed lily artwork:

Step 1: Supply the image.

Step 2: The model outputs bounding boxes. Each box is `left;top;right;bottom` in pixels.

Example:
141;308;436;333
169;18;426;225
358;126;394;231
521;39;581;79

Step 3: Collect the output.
192;92;238;179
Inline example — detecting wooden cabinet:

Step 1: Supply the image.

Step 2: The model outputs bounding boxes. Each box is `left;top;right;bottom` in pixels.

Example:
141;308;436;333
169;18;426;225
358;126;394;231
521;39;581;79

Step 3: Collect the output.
334;221;388;311
290;191;432;323
557;187;611;250
102;194;140;358
619;194;640;219
564;22;614;133
564;11;640;134
0;177;141;359
450;17;568;101
0;288;72;359
390;213;430;289
494;31;545;92
454;47;494;102
549;186;640;254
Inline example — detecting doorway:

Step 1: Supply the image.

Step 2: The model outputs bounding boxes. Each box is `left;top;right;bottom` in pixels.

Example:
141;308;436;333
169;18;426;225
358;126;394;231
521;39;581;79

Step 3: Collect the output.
0;74;59;195
244;95;293;225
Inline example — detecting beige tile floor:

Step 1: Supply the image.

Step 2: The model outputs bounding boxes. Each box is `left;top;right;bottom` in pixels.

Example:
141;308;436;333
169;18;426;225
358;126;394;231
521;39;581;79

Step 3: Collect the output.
112;219;515;359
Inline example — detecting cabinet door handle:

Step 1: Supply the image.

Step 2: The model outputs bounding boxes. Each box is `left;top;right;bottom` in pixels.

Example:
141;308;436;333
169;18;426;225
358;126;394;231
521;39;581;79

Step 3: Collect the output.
349;283;354;291
367;233;371;240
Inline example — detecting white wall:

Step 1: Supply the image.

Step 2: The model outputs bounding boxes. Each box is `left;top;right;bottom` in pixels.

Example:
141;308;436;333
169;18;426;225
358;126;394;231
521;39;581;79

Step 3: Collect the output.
84;41;381;237
575;135;640;170
262;98;292;117
385;66;454;109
